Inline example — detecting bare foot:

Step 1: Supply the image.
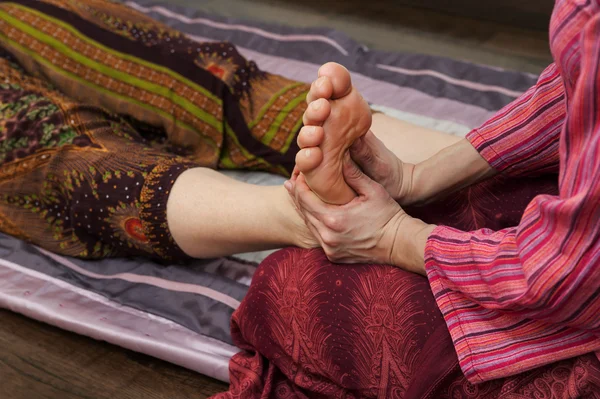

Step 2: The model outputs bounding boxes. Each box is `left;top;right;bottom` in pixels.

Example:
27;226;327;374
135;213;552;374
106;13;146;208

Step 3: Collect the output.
295;63;372;204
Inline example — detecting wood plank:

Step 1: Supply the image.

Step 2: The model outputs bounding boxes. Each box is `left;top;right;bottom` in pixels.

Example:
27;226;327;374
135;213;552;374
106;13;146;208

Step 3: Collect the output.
0;309;229;399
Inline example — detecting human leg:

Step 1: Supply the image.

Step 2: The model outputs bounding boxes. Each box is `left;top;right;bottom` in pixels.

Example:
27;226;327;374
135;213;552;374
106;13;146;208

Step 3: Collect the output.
219;247;454;399
1;1;463;184
0;0;309;175
215;247;600;399
0;1;468;259
167;168;314;259
0;53;314;261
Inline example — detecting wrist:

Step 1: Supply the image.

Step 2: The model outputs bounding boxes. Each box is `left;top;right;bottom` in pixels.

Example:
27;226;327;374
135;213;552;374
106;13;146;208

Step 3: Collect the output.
397;161;435;206
390;214;435;275
395;162;416;204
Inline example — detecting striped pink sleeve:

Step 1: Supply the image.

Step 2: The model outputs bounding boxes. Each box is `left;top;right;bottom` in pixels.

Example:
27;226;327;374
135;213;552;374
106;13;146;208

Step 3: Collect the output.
425;16;600;383
466;63;565;177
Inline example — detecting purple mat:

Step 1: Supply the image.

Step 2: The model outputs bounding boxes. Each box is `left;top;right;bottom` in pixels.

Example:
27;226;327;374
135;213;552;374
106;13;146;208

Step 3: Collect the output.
0;1;539;383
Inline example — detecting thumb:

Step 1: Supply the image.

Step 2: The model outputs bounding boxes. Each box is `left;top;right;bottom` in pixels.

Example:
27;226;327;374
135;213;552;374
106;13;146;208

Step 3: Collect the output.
342;153;378;196
349;133;375;171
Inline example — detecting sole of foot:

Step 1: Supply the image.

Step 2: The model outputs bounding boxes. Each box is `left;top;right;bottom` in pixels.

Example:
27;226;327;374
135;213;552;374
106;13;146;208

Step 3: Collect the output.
295;62;372;205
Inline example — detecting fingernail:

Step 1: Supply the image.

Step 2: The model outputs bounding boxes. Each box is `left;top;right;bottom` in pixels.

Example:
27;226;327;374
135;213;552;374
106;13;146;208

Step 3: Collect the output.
283;180;291;191
305;148;312;158
308;126;316;135
311;100;321;110
316;77;324;88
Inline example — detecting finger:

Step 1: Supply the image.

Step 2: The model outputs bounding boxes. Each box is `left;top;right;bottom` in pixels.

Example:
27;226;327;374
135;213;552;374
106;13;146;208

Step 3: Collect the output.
295;147;324;174
306;76;334;104
293;173;334;215
286;182;327;244
286;179;314;222
291;166;300;181
284;180;299;208
349;130;378;171
301;210;336;257
341;153;382;197
297;125;325;148
303;209;326;235
302;98;331;126
305;218;326;250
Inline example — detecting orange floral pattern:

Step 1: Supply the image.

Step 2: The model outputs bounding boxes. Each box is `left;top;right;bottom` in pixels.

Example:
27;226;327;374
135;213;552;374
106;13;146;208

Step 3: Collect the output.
0;49;194;261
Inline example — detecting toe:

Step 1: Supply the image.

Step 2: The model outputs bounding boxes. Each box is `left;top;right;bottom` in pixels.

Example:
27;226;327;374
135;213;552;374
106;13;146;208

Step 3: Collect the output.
306;76;334;104
295;147;324;173
318;62;352;99
302;98;331;126
297;126;325;148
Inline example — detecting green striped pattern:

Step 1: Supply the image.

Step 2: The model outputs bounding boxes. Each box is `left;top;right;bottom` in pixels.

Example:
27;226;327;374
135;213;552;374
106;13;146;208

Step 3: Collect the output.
1;2;305;174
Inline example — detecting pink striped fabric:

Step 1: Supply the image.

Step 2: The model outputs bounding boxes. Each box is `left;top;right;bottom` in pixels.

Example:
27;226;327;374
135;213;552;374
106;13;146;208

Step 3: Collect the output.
425;0;600;384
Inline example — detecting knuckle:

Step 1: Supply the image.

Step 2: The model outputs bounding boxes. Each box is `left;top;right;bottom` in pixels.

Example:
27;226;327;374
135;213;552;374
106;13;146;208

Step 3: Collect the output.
323;248;339;262
329;253;342;263
354;141;373;160
347;165;363;180
324;215;341;230
321;231;339;247
360;147;374;163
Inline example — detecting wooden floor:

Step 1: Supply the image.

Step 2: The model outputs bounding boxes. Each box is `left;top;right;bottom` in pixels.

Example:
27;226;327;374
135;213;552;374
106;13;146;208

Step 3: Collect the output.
1;1;553;398
0;310;228;398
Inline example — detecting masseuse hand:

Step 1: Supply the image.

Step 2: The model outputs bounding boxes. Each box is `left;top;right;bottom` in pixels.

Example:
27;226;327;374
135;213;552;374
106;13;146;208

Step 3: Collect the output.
299;127;420;205
285;155;433;275
347;130;418;205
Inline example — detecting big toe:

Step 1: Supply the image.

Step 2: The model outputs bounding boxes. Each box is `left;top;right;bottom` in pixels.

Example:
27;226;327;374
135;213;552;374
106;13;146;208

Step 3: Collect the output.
318;62;352;99
306;76;334;104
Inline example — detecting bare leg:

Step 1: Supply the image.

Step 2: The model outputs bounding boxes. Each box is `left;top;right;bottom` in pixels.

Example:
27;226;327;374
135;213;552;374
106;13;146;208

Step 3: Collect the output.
167;67;462;258
165;120;460;259
167;168;316;259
